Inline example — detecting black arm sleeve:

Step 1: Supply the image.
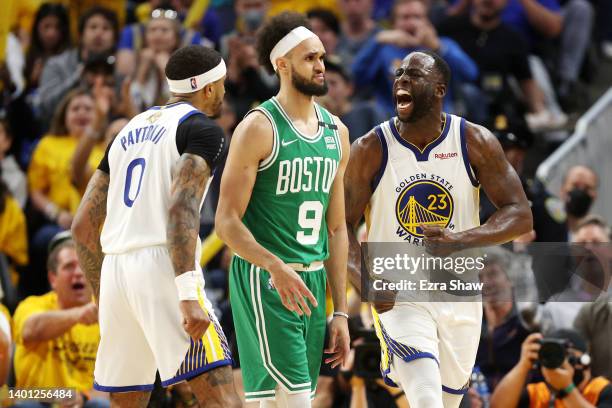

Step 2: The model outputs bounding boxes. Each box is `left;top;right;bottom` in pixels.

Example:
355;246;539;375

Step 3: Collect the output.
175;113;227;170
97;139;112;174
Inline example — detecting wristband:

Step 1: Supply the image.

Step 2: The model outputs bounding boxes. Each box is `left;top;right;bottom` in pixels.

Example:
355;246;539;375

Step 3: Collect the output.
559;383;576;398
333;312;349;319
174;271;199;300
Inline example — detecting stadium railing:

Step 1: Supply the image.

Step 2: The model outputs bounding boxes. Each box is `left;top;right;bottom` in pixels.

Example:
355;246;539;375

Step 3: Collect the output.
536;87;612;223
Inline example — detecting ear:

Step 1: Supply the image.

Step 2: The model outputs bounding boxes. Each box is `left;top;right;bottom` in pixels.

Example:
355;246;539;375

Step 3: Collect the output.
436;83;446;98
276;57;289;74
48;271;57;290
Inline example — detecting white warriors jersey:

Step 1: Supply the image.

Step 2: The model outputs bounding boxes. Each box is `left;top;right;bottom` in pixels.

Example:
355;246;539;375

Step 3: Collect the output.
366;113;480;244
101;102;209;261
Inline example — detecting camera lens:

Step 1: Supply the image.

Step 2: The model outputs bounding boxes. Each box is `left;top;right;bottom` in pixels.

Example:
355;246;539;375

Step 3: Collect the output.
538;339;567;369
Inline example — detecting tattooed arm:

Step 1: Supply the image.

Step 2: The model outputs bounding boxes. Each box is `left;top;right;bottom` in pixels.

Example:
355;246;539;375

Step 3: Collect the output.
71;170;109;301
168;153;212;341
168;153;210;276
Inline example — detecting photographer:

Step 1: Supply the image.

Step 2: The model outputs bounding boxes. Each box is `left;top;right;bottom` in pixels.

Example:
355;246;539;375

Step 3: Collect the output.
336;318;410;408
490;330;612;408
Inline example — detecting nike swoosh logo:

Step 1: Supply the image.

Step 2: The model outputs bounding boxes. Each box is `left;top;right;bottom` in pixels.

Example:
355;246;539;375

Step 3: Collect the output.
281;139;298;147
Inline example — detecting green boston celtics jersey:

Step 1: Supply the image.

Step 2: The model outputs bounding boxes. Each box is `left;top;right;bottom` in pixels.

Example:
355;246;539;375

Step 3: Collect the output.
242;97;342;265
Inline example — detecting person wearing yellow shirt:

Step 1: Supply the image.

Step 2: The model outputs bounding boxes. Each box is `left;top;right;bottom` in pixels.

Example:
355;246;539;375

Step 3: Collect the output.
0;189;28;299
13;235;108;407
27;88;104;295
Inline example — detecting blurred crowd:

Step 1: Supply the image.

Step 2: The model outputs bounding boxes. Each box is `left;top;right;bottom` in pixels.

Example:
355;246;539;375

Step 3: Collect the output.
0;0;611;407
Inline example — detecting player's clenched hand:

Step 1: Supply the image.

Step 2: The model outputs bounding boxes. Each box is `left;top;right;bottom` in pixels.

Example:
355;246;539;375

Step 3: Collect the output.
269;262;318;316
179;300;211;341
325;316;350;368
75;302;98;325
421;225;461;256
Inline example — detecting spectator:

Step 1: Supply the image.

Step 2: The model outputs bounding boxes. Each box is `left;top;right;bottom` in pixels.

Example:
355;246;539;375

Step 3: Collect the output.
71;117;128;192
574;293;612;380
129;10;181;111
133;0;222;45
438;0;565;130
13;234;107;406
1;32;25;105
23;3;71;94
36;6;119;127
307;8;341;56
561;165;598;238
0;301;9;385
316;56;383;142
223;3;277;119
476;246;531;391
116;3;213;77
337;0;379;67
0;170;28;297
220;0;269;59
0;119;26;208
490;329;612;408
351;0;478;116
540;215;611;332
26;89;105;295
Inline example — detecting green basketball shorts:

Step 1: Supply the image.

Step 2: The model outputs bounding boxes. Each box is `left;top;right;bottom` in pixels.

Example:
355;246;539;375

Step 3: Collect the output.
229;256;327;402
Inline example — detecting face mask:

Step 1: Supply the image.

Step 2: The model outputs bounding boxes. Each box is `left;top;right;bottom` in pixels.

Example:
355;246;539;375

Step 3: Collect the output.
243;9;265;32
565;188;593;218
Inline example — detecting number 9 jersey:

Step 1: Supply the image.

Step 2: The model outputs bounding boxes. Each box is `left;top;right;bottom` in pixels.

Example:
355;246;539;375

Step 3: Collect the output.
241;97;342;265
98;102;226;258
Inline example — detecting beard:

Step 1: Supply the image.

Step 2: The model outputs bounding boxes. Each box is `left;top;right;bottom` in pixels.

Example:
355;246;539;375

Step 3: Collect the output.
396;86;436;123
208;94;223;119
291;68;328;97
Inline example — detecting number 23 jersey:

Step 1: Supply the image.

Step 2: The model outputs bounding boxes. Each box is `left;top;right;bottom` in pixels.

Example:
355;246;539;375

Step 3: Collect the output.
98;102;225;256
366;113;480;245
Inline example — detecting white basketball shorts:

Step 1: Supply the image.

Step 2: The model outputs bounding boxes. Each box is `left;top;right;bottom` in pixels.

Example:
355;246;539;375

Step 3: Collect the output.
93;246;232;392
372;301;482;395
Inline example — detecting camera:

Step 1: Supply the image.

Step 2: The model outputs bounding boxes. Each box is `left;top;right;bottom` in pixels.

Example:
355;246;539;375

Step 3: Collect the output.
538;338;568;369
537;338;592;369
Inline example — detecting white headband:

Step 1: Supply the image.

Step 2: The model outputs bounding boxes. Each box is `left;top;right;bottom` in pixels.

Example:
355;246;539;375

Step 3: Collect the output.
270;26;318;71
166;59;226;93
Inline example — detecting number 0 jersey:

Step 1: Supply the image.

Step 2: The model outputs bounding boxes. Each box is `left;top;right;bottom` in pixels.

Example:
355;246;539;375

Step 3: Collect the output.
99;102;225;256
366;113;480;244
242;98;342;265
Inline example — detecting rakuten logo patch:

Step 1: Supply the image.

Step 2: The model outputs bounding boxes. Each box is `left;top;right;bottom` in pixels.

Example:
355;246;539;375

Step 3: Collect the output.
434;152;458;160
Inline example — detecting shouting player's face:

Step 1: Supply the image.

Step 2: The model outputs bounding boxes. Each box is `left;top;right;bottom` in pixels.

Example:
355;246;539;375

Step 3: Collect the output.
393;53;442;123
288;37;328;97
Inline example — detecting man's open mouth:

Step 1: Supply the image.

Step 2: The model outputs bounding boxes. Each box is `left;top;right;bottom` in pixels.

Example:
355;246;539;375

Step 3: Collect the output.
396;89;413;110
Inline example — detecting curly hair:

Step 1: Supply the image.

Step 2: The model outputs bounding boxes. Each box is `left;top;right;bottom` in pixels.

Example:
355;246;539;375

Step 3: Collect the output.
256;12;311;75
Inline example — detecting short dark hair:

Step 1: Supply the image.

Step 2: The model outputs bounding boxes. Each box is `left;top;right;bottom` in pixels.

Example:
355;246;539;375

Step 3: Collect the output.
165;45;223;83
419;49;450;87
307;8;340;35
47;239;75;274
256;12;311;75
78;6;119;44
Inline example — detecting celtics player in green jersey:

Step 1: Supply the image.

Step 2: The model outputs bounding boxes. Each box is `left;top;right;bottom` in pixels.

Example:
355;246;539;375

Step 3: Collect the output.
216;12;351;408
